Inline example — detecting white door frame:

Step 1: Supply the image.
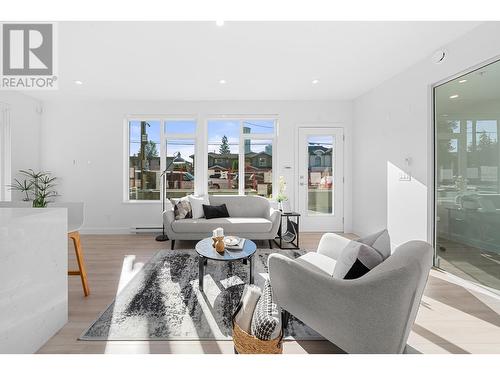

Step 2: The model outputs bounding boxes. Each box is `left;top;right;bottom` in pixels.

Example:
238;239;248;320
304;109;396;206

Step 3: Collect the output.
297;126;344;232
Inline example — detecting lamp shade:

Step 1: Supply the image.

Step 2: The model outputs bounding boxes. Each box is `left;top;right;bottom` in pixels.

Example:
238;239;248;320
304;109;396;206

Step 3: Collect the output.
172;152;186;165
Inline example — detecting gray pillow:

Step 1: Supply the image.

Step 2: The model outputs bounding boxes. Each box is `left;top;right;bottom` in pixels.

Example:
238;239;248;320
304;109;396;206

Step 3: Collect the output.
234;284;261;333
333;240;384;279
357;229;391;260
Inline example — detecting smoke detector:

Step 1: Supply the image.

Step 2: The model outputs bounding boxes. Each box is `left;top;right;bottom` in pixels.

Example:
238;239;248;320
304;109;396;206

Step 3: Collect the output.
431;49;447;64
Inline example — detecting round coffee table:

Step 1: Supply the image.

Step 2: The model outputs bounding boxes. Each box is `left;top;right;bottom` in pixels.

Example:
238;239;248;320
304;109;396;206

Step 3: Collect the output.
195;237;257;292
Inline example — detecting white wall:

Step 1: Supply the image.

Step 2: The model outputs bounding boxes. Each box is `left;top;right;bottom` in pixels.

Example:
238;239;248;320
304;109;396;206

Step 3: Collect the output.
353;22;500;247
0;91;42;201
41;100;353;233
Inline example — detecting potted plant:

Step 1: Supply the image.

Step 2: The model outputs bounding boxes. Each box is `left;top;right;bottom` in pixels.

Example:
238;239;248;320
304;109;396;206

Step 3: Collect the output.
9;169;59;207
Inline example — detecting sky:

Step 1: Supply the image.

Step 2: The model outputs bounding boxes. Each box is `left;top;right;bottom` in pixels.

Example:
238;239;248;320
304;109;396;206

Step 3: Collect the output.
207;120;274;154
308;135;333;149
207;120;240;153
129;119;276;159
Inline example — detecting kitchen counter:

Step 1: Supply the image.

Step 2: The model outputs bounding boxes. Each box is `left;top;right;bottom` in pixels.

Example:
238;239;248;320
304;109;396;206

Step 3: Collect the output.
0;208;68;353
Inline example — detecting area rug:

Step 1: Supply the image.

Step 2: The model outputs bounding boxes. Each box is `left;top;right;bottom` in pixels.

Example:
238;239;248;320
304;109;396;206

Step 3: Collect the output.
80;248;323;341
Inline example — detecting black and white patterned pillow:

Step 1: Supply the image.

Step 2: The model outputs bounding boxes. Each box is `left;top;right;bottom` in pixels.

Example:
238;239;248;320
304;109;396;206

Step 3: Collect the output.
171;197;192;220
250;280;281;340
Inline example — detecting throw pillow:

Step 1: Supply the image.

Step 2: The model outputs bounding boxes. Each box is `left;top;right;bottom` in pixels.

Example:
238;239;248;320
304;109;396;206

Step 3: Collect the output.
251;280;281;340
171;197;192;220
234;284;262;333
332;240;384;280
202;204;230;219
358;229;391;260
188;195;210;219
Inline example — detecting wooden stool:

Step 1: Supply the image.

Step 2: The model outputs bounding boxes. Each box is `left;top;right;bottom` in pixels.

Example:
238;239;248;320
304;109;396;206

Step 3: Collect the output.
52;202;90;297
68;230;90;297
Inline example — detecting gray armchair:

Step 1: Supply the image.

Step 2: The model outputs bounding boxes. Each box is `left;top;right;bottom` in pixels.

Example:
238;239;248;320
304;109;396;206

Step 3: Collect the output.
268;233;433;353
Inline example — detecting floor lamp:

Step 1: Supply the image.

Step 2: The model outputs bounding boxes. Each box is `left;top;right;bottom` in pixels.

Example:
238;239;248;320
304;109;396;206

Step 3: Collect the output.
156;151;185;241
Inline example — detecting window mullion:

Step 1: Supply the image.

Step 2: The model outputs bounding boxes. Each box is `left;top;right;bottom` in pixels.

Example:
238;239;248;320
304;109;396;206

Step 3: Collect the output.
239;120;244;195
160;120;166;202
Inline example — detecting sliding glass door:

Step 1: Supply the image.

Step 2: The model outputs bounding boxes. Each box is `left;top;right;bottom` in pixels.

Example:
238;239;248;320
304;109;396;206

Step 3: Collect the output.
434;59;500;292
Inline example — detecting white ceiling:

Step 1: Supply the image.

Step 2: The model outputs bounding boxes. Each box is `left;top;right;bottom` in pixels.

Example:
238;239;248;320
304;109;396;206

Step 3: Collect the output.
28;21;481;102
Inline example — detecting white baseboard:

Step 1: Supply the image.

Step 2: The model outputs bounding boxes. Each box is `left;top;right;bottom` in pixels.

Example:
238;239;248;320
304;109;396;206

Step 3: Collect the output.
80;227;148;235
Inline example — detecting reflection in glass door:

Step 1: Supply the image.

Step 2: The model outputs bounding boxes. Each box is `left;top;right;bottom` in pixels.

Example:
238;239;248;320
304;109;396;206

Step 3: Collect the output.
298;128;343;232
434;59;500;293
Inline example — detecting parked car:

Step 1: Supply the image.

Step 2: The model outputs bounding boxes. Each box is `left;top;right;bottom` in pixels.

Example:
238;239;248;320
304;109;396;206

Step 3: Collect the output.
208;172;238;190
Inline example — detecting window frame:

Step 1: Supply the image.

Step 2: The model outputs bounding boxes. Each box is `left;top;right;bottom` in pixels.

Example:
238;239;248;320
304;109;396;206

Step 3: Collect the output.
123;115;198;203
123;115;278;203
432;55;500;269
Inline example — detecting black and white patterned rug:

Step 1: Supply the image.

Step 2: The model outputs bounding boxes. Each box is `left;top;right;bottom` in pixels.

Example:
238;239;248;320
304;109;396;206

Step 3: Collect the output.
80;248;322;341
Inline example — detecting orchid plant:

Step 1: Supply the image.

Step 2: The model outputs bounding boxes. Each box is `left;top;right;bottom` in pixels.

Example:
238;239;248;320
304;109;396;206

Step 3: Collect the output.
276;176;288;210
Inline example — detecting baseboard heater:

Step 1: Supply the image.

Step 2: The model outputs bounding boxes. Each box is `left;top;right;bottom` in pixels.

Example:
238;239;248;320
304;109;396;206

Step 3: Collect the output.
130;226;162;234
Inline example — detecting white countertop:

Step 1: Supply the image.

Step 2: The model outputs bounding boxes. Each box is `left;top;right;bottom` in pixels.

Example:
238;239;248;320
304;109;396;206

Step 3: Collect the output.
0;207;68;353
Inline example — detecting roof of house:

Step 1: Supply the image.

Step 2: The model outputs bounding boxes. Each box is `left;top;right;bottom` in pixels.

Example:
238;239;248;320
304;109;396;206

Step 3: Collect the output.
208;165;229;171
308;145;332;155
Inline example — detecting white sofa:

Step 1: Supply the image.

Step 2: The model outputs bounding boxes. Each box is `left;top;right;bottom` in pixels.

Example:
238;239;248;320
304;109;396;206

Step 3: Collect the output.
163;195;282;249
268;233;433;353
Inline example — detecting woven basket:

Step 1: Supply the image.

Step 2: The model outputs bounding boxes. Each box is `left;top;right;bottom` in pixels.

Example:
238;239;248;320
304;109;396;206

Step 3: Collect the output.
232;320;283;354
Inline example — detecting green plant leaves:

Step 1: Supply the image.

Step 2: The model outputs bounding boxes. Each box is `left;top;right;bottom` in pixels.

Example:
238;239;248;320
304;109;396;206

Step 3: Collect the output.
9;169;59;207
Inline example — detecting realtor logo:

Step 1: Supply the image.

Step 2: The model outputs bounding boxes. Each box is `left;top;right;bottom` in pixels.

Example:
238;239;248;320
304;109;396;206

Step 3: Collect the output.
1;23;58;89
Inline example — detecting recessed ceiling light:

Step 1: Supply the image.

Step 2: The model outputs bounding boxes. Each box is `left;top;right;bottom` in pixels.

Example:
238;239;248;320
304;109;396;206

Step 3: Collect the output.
458;79;467;83
449;94;459;99
441;114;449;117
312;79;319;85
216;20;224;27
74;80;83;85
219;79;226;84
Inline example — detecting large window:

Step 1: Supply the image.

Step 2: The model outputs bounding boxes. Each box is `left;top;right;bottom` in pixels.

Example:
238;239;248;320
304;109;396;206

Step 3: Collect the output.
126;117;275;201
245;139;273;197
207;119;276;197
164;120;196;199
128;120;161;201
207;120;239;195
127;118;196;201
434;59;500;293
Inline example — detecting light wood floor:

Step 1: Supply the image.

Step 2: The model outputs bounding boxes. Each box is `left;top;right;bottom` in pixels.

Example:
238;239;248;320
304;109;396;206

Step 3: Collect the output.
37;233;500;354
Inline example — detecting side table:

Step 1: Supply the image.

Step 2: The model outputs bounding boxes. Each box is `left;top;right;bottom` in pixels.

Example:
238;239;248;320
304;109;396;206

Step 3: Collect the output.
273;212;301;249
